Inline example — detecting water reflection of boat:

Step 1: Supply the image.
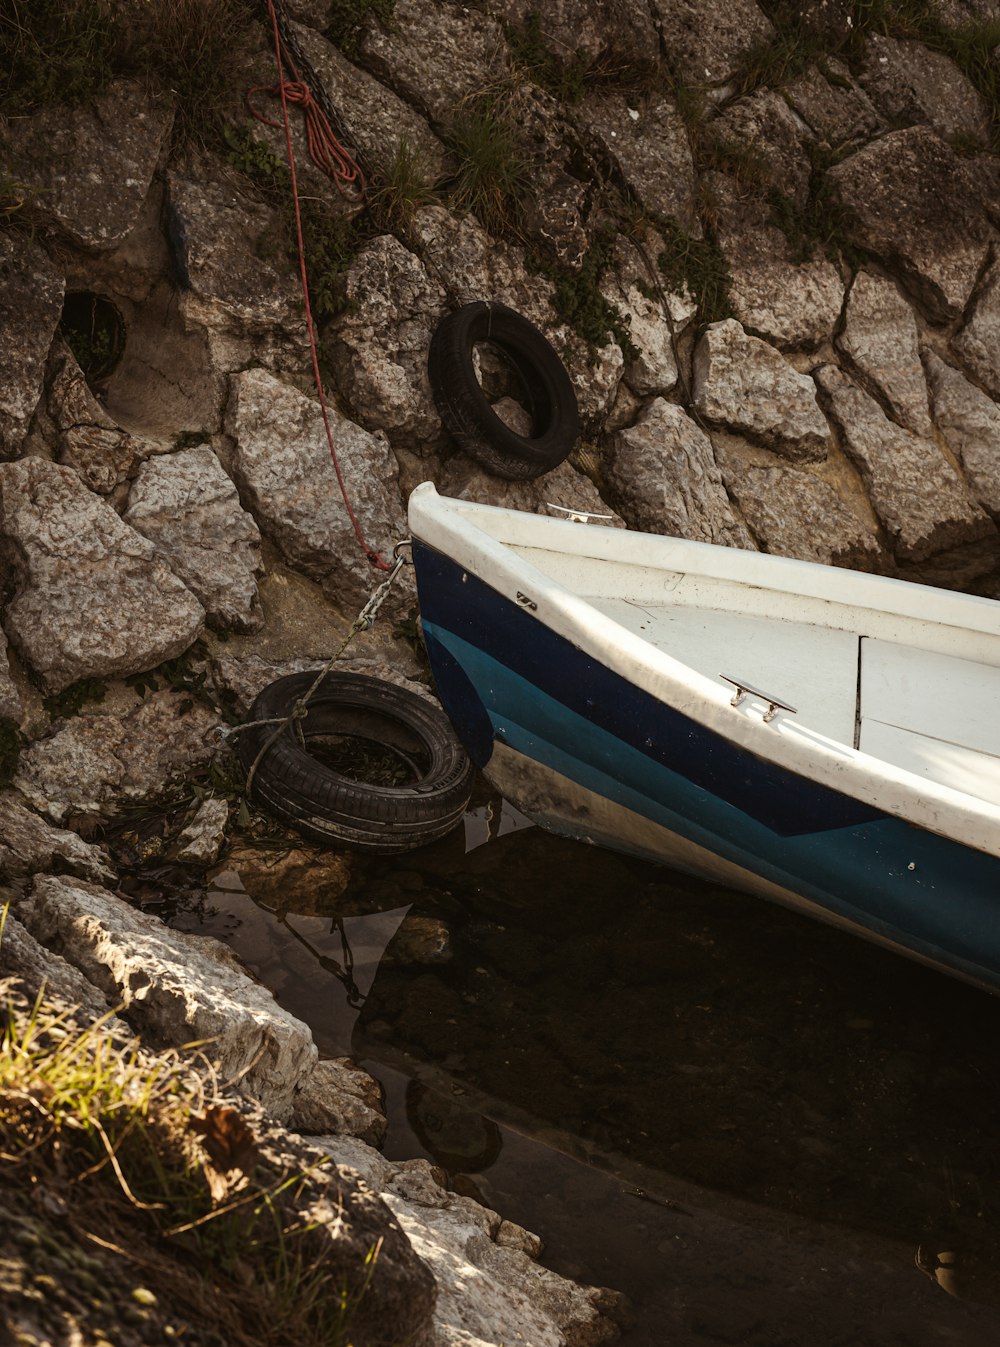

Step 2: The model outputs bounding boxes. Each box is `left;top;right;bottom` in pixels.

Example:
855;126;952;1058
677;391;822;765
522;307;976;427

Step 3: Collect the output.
408;483;1000;993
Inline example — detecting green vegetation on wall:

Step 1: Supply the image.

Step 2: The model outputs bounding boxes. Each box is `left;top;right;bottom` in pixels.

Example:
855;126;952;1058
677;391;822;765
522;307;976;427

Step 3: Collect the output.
0;0;261;142
326;0;397;59
443;94;533;239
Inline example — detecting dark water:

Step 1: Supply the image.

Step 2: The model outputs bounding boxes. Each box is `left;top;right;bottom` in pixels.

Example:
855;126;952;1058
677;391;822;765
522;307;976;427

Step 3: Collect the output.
173;798;1000;1345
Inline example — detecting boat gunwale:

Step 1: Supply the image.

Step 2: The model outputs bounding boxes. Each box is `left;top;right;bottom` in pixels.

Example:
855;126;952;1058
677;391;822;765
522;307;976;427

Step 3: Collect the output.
408;483;1000;858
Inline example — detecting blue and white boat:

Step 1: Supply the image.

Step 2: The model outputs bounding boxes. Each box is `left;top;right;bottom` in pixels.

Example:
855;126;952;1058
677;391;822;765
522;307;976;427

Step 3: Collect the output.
407;482;1000;993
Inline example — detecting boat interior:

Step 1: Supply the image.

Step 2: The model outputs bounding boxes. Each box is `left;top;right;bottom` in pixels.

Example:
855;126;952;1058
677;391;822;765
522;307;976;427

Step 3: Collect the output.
412;490;1000;812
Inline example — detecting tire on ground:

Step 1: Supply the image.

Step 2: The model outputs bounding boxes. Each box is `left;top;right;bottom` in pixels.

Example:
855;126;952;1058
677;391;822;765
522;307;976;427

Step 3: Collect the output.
428;301;579;481
238;672;475;853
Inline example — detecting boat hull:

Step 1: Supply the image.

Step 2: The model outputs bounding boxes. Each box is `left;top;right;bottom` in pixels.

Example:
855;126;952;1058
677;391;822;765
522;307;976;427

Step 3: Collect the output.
412;539;1000;994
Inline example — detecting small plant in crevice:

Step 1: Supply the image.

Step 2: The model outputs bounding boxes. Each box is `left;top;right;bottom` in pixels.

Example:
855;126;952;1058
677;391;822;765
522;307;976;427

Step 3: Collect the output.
42;678;107;721
505;12;594;105
530;226;638;362
222;126;366;322
0;0;118;115
767;142;866;266
733;24;828;96
0;718;20;788
443;93;533;239
655;218;734;330
366;137;439;239
326;0;397;59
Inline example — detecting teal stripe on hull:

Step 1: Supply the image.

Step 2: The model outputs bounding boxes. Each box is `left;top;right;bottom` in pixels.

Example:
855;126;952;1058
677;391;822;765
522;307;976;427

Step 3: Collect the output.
425;621;1000;988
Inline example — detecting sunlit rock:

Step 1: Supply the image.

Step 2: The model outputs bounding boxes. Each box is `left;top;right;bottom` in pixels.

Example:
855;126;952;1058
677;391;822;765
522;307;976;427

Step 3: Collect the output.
816;364;994;567
124;445;264;632
606;398;755;546
836;271;933;438
827;127;993;324
0;459;205;694
693;320;830;462
18;874;318;1119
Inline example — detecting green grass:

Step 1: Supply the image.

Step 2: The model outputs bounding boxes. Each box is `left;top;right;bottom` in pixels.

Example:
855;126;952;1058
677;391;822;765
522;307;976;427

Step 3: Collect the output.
366;136;439;238
532;227;638;361
656;218;734;329
443;94;533;238
0;979;385;1347
0;0;261;143
0;0;118;114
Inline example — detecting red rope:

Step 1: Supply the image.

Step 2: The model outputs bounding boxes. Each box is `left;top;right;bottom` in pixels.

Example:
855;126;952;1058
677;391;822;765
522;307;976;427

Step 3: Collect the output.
246;80;366;199
256;0;389;572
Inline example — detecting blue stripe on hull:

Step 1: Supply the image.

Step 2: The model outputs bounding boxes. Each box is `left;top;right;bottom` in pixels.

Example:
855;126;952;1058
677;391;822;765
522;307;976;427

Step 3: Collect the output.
413;542;1000;991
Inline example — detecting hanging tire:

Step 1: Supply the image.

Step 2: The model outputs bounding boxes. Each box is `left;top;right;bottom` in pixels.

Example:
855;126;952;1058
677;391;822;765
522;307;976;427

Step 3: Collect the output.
428;301;579;481
238;672;475;853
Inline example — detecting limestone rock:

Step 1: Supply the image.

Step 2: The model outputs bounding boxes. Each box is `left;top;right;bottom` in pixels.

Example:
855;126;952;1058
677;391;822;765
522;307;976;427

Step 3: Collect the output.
0;80;173;250
0;232;64;456
952;258;1000;400
0;792;116;885
284;21;448;184
317;1135;627;1347
0;631;23;725
717;450;882;568
858;34;990;144
709;89;812;206
438;456;623;525
601;278;679;396
358;0;511;126
578;93;699;235
708;174;844;350
171;796;231;867
785;60;880;148
0;912;127;1035
410;205;552;326
291;1057;387;1145
836;272;933;437
828;127;993;324
14;692;220;825
328;234;446;444
491;0;662;78
47;342;148;493
693;320;831;462
124;446;263;632
225;367;410;614
817;365;993;565
166;170;304;338
18;874;318;1119
925;350;1000;520
605;399;755;547
651;0;773;85
0;459;205;693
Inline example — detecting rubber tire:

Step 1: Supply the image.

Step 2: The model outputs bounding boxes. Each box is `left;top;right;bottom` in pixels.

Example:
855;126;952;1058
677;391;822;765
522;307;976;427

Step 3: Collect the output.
238;672;475;853
428;301;579;480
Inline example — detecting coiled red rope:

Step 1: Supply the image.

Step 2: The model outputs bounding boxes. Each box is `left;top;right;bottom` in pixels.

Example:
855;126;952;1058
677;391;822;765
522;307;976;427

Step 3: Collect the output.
253;0;388;572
